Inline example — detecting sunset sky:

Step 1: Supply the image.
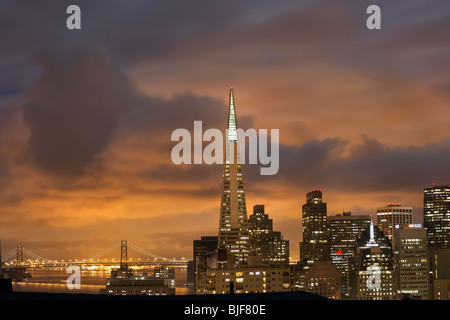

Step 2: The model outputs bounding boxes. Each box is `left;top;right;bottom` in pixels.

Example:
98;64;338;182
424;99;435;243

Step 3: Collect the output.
0;0;449;260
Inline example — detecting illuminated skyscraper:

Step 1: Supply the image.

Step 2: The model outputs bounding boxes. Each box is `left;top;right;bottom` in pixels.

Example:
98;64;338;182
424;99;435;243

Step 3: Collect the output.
424;185;450;248
354;219;395;300
328;212;371;298
300;190;329;262
217;88;250;266
376;203;413;241
393;224;428;300
248;205;289;265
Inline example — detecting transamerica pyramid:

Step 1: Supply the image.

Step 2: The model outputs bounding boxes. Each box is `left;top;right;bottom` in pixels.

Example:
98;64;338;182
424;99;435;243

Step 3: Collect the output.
217;88;251;266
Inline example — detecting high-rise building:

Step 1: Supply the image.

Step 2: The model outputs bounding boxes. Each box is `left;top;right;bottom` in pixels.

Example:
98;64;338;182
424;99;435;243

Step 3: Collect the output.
248;205;289;265
393;224;429;300
186;260;195;287
249;205;272;244
218;88;251;266
376;203;413;241
193;236;218;294
193;236;218;262
290;261;307;292
328;211;371;298
354;219;395;300
300;190;329;262
424;185;450;248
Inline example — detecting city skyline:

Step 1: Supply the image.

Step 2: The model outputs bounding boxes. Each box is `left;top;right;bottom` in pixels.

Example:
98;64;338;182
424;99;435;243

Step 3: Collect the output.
0;0;450;262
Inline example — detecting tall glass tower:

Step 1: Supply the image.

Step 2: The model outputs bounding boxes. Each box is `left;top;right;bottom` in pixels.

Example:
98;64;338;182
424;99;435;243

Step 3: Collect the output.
217;88;250;266
424;185;450;248
248;205;290;265
328;211;371;298
300;190;329;262
376;203;413;241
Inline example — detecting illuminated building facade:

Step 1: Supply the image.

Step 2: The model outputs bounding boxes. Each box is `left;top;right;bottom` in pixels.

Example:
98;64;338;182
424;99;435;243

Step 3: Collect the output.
101;277;175;296
205;263;291;295
424;185;450;248
355;220;395;300
376;203;413;241
195;248;229;294
304;259;341;299
290;262;307;292
300;190;329;262
218;88;250;266
328;212;371;298
393;224;428;300
248;205;289;265
153;266;175;280
100;267;176;296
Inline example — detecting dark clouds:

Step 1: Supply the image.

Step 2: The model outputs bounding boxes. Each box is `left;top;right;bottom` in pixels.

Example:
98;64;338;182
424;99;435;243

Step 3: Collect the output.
21;47;141;176
269;136;450;193
14;41;256;193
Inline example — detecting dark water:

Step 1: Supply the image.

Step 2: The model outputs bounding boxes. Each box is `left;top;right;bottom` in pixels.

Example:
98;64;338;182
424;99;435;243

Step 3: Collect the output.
12;267;195;295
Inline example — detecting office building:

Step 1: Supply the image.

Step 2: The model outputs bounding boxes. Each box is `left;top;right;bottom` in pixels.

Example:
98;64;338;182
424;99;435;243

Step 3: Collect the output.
195;248;228;294
248;205;289;265
376;203;413;241
186;260;195;287
393;224;428;300
304;259;341;300
300;190;329;262
354;219;395;300
193;236;218;263
100;267;175;296
153;266;175;280
290;261;307;292
193;236;219;294
205;260;291;295
101;277;175;296
328;212;371;298
424;185;450;248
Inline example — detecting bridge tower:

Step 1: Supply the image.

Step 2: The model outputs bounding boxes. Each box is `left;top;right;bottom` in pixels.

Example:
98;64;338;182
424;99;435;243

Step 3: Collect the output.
120;240;127;268
16;246;23;267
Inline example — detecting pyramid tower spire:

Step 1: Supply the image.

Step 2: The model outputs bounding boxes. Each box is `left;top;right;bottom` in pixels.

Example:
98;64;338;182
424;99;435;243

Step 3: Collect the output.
218;88;250;266
227;87;238;143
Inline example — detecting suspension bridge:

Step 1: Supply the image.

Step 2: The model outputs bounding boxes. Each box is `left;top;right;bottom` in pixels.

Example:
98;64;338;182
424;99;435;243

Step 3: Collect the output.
0;240;189;269
0;237;301;270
